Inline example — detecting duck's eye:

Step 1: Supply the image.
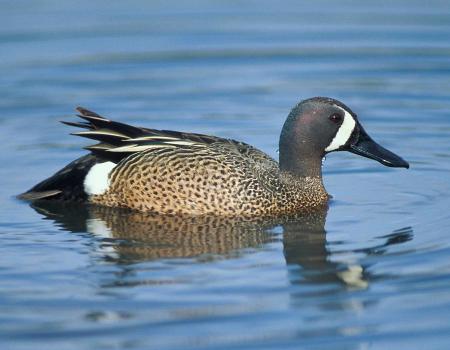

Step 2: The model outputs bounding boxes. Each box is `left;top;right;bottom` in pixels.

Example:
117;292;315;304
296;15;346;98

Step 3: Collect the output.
329;113;343;123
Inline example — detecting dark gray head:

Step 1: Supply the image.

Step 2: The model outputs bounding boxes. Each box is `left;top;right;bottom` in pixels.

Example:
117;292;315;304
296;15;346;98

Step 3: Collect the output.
279;97;409;177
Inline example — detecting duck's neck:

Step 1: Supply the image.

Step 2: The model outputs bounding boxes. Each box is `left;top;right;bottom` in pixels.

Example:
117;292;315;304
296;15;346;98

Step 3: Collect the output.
278;111;325;179
278;132;328;203
279;152;324;179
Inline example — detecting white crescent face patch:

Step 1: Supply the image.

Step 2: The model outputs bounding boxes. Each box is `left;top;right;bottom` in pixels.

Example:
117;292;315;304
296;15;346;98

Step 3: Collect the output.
325;105;357;152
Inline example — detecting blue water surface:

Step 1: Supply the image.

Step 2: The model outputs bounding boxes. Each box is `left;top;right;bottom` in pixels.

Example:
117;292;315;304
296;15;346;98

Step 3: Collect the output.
1;1;450;349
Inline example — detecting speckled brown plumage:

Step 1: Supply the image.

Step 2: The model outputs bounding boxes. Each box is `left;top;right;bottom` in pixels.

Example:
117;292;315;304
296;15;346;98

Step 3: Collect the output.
90;141;328;216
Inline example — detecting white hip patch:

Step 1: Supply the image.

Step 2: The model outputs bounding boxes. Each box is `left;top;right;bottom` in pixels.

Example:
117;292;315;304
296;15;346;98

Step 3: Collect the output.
325;106;357;152
84;161;116;195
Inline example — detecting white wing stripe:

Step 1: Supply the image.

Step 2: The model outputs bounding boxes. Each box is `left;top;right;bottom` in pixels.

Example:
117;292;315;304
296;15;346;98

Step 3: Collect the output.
107;144;177;152
125;136;180;142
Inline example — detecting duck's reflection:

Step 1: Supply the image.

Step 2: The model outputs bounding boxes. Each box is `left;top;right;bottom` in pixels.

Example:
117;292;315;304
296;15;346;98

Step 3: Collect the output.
283;221;412;290
29;201;412;290
31;201;278;262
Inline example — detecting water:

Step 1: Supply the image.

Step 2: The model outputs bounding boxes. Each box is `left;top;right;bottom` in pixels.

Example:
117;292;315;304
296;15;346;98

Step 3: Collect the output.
1;1;450;349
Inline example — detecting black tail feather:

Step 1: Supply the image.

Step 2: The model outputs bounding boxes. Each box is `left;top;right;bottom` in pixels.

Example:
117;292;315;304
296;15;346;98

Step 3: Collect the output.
18;154;98;202
75;107;145;139
60;120;92;129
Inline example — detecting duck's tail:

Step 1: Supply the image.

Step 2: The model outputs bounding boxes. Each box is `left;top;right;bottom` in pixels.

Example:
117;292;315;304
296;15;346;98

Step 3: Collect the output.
18;106;142;202
18;154;98;201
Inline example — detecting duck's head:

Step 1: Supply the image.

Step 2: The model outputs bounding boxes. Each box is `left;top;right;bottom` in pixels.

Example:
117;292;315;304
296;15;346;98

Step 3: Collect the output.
279;97;409;177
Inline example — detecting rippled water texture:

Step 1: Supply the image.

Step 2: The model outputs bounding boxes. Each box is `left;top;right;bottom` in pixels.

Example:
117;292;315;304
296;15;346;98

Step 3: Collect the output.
1;1;450;349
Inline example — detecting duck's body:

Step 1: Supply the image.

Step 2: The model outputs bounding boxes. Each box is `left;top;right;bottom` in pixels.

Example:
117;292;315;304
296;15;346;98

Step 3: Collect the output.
20;98;408;217
91;142;327;216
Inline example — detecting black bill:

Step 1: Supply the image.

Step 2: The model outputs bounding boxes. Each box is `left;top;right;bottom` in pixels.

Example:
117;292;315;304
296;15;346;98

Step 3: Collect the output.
348;125;409;168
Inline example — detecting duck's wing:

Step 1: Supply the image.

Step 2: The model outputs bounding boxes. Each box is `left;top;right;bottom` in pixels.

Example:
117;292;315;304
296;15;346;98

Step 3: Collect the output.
19;108;277;202
66;107;275;165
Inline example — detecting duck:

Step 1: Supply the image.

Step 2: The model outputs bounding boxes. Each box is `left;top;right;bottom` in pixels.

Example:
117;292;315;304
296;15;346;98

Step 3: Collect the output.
19;97;409;216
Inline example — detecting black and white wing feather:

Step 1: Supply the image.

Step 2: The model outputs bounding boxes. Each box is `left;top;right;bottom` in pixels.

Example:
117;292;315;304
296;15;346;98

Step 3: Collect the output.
66;107;274;165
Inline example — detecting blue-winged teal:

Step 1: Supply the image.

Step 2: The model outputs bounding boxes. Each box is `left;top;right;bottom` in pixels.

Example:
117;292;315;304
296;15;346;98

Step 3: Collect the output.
19;97;409;216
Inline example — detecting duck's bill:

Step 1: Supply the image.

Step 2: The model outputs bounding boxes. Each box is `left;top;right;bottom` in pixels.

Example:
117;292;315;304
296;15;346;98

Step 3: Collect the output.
348;126;409;168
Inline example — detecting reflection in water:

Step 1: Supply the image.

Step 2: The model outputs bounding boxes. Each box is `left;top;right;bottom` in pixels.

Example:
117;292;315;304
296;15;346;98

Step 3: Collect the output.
283;220;371;289
30;201;412;290
31;201;278;262
284;222;413;290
